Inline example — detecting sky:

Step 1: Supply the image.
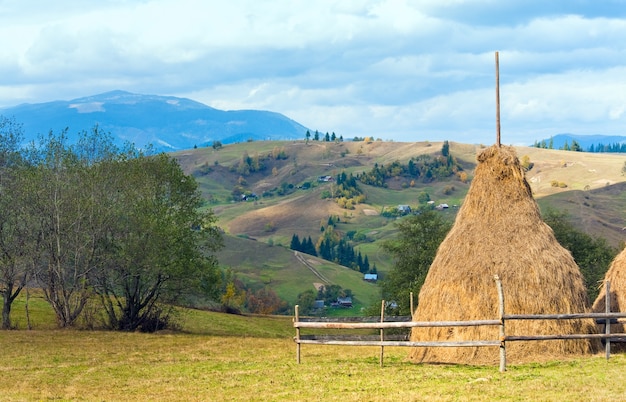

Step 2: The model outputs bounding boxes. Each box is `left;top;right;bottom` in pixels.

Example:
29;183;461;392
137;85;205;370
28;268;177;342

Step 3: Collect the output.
1;0;626;145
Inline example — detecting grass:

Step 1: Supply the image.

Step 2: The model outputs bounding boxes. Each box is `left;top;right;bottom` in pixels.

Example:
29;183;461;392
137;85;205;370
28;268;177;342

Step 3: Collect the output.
216;234;381;310
0;294;626;401
2;308;626;401
3;292;626;400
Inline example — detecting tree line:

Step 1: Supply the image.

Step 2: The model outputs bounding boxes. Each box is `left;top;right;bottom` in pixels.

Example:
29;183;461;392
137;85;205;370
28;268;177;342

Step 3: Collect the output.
357;141;465;187
290;218;376;275
532;138;626;153
0;118;223;331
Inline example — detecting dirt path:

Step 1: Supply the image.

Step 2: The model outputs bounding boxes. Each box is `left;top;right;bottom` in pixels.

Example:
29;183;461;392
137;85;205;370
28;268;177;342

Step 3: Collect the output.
294;251;331;285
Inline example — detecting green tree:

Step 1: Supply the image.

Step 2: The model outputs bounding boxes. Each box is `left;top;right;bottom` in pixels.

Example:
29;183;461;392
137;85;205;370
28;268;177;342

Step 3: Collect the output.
441;140;450;157
381;211;452;315
296;289;316;315
94;153;223;331
542;209;616;301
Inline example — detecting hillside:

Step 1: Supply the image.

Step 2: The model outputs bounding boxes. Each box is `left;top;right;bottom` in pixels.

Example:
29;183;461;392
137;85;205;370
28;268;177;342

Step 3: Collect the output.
173;140;626;308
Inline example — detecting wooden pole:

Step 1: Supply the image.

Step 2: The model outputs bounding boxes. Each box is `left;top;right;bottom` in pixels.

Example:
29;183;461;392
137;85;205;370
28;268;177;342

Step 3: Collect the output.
605;281;611;360
410;292;414;316
495;51;501;147
495;275;506;372
295;305;301;364
380;300;385;367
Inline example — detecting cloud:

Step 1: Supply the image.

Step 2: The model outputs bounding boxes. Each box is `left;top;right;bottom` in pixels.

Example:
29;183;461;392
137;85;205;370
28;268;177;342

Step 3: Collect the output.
1;0;625;145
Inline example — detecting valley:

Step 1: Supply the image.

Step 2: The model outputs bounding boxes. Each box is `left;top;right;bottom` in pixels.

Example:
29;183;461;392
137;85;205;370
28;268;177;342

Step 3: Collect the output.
172;140;626;309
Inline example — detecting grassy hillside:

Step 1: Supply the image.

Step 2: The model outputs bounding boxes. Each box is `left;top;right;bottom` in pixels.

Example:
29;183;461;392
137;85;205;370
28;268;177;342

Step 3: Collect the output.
171;141;626;312
216;235;380;309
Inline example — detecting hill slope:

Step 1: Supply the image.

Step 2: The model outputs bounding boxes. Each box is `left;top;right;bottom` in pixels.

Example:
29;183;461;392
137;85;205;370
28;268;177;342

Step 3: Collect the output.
174;141;626;309
177;141;626;247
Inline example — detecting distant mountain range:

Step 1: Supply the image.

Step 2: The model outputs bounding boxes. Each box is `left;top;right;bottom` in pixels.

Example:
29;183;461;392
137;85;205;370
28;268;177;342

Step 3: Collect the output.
2;90;625;153
0;90;309;151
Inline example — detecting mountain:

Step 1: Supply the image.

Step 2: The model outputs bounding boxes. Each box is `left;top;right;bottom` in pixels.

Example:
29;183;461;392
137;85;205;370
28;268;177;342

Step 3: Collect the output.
537;133;626;150
0;90;309;151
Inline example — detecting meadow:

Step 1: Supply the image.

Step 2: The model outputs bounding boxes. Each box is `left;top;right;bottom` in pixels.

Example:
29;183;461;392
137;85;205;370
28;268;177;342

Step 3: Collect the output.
2;295;626;401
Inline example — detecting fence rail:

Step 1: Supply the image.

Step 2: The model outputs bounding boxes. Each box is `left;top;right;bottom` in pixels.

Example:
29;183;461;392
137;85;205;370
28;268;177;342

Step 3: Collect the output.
293;278;626;371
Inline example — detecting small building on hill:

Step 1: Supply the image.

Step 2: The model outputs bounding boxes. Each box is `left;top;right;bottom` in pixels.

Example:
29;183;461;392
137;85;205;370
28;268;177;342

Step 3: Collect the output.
364;273;378;282
398;205;411;215
335;297;353;308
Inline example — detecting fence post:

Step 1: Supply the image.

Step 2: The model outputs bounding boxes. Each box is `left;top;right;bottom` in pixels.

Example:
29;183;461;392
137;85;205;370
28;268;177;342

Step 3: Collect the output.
410;292;414;316
380;300;385;367
295;305;301;364
494;275;506;372
605;281;611;361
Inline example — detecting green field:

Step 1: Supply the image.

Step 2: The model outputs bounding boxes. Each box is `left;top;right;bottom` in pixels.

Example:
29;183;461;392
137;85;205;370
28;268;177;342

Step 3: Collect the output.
2;294;626;401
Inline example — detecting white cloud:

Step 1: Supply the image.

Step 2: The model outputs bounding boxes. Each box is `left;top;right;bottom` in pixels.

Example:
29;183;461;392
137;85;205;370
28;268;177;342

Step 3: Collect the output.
1;0;626;145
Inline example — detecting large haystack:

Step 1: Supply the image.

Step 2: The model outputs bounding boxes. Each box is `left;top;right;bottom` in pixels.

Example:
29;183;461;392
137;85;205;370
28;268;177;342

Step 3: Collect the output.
410;145;598;365
592;246;626;351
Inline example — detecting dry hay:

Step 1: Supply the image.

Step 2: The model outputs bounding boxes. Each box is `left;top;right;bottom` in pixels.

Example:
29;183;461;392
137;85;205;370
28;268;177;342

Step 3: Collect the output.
592;246;626;352
409;145;599;365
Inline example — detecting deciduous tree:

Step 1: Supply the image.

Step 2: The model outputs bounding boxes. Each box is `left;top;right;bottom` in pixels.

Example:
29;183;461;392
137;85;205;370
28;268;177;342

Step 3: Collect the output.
381;211;451;315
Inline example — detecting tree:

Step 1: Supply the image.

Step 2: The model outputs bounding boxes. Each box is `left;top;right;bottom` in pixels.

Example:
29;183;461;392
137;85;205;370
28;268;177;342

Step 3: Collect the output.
542;209;617;301
290;234;301;251
22;129;106;327
441;140;450;157
381;211;452;315
0;117;31;329
221;282;245;313
93;152;223;331
305;130;311;143
246;287;287;314
295;289;316;315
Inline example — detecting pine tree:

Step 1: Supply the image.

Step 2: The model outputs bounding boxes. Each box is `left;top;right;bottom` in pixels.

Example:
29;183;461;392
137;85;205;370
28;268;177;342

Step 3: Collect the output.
290;234;301;251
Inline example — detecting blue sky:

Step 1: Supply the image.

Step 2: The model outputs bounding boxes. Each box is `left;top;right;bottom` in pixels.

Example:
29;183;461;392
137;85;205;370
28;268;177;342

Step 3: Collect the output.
1;0;625;145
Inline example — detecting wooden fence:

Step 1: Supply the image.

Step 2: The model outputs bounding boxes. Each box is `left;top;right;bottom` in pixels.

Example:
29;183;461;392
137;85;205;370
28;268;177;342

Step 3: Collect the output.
293;277;626;372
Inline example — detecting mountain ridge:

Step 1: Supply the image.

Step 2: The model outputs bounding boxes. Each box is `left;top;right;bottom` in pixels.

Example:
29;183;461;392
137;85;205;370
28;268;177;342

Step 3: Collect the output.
0;90;309;151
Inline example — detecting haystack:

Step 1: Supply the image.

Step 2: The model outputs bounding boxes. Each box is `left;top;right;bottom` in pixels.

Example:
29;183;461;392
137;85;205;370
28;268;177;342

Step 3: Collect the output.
409;145;598;365
592;246;626;351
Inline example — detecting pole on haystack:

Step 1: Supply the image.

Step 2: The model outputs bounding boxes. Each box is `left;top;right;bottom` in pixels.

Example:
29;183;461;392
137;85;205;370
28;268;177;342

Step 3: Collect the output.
495;51;501;147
